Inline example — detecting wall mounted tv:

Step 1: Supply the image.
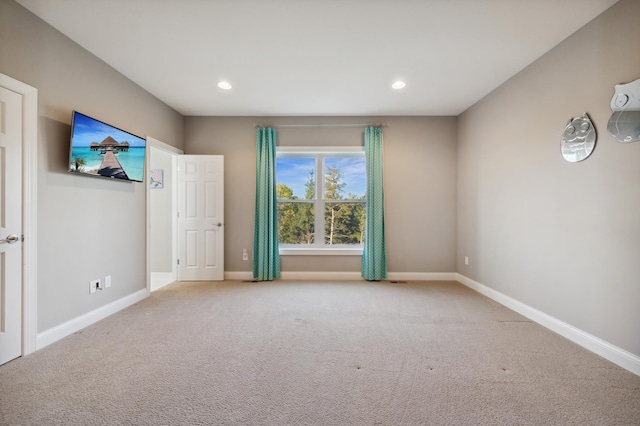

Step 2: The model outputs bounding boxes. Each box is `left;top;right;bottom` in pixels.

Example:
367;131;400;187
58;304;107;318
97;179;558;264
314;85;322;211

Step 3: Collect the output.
68;111;146;182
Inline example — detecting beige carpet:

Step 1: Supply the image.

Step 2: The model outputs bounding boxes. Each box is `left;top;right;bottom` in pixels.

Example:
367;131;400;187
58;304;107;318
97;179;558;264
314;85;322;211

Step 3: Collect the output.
1;280;639;425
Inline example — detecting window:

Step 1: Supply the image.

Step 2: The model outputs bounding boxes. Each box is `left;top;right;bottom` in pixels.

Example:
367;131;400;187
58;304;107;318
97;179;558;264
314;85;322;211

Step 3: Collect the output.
276;147;366;255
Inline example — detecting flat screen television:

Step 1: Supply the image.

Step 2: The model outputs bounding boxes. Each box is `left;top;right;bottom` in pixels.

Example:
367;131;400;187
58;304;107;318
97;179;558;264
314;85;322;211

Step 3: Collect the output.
68;111;146;182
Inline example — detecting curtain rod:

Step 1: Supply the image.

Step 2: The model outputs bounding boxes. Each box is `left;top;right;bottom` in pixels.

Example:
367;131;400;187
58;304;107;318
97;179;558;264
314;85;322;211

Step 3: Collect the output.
253;123;390;128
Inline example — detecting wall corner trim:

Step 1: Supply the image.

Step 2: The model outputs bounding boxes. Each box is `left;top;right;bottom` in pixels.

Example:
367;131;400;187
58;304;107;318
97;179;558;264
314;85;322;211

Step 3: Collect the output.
150;272;176;292
36;290;148;351
455;273;640;376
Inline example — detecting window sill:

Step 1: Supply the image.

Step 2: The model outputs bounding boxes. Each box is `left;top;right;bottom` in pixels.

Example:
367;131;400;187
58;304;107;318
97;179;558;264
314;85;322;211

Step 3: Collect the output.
279;247;363;256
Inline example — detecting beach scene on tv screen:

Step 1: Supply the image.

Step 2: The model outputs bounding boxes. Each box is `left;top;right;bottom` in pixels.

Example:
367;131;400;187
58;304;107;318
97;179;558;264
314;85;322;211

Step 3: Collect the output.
69;113;146;182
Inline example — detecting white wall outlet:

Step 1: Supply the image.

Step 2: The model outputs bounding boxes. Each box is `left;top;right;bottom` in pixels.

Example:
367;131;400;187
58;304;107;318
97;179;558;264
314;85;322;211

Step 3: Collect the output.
105;275;111;288
90;279;100;294
464;256;469;266
242;249;248;261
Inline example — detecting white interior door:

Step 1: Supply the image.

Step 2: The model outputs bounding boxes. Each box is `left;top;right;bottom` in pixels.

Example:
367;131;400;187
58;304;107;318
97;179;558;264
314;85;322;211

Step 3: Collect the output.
177;155;224;281
0;86;23;365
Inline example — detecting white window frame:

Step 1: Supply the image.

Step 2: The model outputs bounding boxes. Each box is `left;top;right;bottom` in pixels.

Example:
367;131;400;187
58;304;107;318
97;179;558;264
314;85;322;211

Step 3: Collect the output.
277;146;365;256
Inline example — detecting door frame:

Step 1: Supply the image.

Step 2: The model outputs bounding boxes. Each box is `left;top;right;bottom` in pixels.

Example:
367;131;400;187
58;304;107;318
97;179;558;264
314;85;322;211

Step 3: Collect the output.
0;73;38;357
145;136;183;294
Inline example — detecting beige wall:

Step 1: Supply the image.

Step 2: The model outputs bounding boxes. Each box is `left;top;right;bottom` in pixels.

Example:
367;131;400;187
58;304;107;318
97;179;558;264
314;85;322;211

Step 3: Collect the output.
457;0;640;356
0;0;184;331
185;116;458;274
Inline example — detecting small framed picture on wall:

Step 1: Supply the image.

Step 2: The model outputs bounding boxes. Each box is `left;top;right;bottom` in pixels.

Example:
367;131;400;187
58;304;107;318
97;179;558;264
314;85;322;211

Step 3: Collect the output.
150;169;163;189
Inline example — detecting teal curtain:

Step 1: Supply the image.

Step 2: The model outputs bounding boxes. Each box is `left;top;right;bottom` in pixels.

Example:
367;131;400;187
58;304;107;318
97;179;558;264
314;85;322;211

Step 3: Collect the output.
362;127;387;281
253;128;281;281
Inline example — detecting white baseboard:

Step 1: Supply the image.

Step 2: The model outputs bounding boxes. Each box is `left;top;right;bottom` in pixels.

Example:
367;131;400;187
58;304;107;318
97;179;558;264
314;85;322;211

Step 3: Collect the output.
224;271;363;281
36;289;147;351
225;271;457;282
151;272;176;291
225;271;254;281
388;272;457;281
281;271;362;280
455;273;640;376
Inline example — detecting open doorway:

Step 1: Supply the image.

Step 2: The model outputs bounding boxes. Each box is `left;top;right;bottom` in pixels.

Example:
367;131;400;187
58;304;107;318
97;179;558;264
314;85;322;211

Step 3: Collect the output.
147;137;182;291
0;73;37;357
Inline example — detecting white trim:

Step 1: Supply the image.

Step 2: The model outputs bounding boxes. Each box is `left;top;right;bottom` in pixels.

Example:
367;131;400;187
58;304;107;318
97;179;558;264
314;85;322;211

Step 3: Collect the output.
225;271;254;281
388;272;457;281
147;137;183;156
224;271;456;282
281;271;362;280
279;247;363;256
0;74;38;356
455;273;640;376
36;289;147;351
150;272;175;291
277;146;364;154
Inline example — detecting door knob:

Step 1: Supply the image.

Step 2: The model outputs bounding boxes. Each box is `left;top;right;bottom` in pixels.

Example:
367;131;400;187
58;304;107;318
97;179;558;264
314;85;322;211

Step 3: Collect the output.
1;234;20;244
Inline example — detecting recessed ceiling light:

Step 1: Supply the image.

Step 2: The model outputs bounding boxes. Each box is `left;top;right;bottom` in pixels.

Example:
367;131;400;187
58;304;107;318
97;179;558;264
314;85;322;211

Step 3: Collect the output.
218;81;232;90
392;81;406;89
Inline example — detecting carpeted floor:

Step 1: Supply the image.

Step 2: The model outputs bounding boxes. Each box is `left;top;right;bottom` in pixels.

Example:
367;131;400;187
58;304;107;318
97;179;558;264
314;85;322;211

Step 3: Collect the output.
1;280;639;425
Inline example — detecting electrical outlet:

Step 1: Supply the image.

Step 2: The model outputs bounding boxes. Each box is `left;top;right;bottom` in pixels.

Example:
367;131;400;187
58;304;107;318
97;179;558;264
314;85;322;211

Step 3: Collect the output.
105;275;111;288
90;279;101;294
464;256;469;266
242;249;248;261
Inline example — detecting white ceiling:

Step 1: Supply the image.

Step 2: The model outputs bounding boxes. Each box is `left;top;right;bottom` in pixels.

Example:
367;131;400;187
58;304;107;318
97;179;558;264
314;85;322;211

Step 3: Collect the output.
17;0;618;117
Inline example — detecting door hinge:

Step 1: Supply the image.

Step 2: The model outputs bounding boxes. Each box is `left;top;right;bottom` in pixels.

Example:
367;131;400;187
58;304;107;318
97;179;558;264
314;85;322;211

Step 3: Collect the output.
177;259;180;265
